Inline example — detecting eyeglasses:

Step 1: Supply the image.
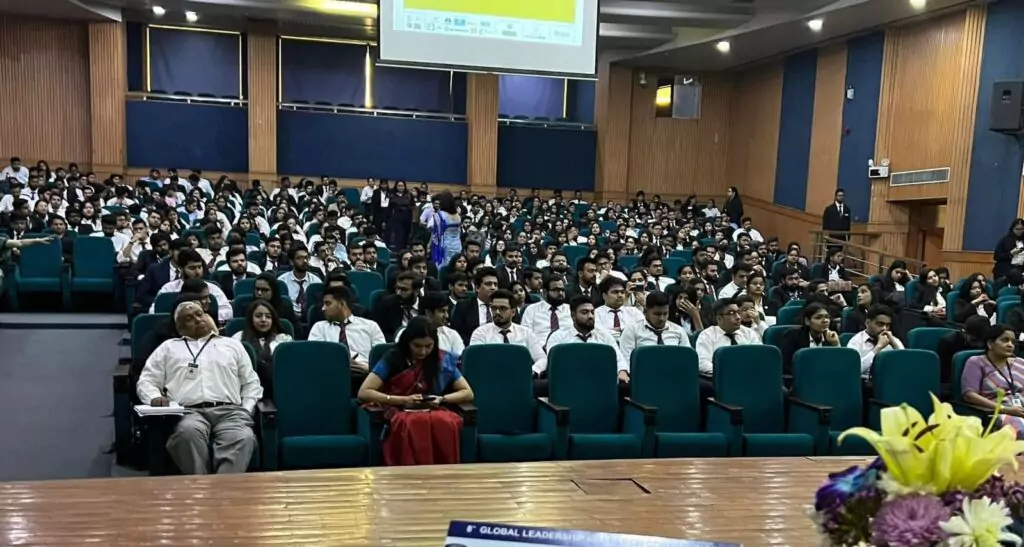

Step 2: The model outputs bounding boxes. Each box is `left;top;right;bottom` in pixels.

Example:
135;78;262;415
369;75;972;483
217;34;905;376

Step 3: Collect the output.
717;309;741;317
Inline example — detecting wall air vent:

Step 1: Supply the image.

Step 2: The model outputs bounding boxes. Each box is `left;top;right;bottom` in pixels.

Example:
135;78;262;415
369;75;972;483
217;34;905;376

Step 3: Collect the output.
889;168;951;186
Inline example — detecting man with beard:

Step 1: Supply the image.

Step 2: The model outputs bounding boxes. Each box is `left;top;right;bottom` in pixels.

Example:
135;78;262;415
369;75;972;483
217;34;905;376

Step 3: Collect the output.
214;246;258;300
519;275;572;346
278;245;323;316
373;270;422;341
450;266;499;344
700;260;721;301
134;232;171;277
546;295;629;384
567;256;603;306
544;251;572;285
138;238;190;310
469;289;547;375
767;270;807;316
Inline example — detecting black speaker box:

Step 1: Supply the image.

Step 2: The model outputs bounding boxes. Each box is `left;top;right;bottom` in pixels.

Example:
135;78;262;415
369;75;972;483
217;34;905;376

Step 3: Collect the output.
990;81;1024;133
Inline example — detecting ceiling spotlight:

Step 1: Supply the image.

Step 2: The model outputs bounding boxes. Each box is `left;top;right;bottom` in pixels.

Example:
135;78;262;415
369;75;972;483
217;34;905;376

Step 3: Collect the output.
910;0;927;9
716;40;731;53
807;18;823;32
151;5;165;16
185;10;198;22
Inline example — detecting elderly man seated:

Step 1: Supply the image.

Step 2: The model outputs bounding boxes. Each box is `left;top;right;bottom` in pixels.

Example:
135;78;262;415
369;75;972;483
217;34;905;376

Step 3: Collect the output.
136;301;263;474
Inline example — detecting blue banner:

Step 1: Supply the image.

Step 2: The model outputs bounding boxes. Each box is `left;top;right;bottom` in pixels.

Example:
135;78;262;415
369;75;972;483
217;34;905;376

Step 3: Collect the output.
445;521;740;546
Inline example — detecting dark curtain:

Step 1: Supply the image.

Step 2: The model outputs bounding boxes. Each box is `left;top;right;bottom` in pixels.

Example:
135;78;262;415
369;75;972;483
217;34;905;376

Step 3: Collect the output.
373;59;451;111
497;125;595;190
281;39;367;106
498;74;564;119
126;101;248;172
148;27;241;97
567;79;595;123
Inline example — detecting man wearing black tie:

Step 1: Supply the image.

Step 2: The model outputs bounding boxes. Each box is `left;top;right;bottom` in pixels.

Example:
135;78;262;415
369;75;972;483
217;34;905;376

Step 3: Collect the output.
213;247;258;300
566;256;603;306
450;266;500;344
495;244;523;290
372;271;421;342
309;285;386;394
821;188;852;241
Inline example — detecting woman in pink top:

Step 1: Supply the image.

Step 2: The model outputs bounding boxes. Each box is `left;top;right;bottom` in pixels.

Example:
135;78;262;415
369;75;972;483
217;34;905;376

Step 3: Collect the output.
961;323;1024;437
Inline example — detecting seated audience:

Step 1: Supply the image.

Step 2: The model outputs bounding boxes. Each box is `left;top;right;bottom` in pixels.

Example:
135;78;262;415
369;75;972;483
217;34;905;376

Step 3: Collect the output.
396;291;464;358
876;260;910;309
373;270;422;341
913;268;948;326
519;274;572;345
449;266;498;344
735;294;769;338
277;245;323;316
137;301;262;475
937;315;989;385
252;272;300;329
309;285;386;393
823;248;848;281
843;283;879;334
767;270;806;316
619;291;690;358
695;297;763;376
547;295;629;383
133;290;206;379
778;302;840;374
151;248;232;324
745;271;771;325
232;299;292;399
953;276;996;325
718;264;752;299
567;256;603;306
845;305;904;378
595;276;644;341
357;317;474;465
961;324;1024;438
469;289;547;376
214;247;257;300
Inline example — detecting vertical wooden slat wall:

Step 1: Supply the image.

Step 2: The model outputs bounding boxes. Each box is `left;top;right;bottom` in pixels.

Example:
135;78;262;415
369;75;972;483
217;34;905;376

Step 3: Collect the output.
0;17;90;167
805;43;847;215
726;61;784;203
870;28;910;256
594;60;632;202
626;74;731;199
248;27;278;181
466;73;498;194
88;22;126;177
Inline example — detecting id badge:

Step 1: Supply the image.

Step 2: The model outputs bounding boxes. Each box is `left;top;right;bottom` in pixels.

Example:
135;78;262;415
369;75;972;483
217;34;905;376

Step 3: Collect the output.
186;362;198;378
1011;394;1023;408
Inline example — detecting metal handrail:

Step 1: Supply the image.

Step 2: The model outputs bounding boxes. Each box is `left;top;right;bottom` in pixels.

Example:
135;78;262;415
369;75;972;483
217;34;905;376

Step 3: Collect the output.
126;92;247;107
811;231;925;279
278;102;466;122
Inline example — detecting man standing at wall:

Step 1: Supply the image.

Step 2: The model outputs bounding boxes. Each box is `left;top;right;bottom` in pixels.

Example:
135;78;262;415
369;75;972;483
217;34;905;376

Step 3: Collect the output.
822;188;852;242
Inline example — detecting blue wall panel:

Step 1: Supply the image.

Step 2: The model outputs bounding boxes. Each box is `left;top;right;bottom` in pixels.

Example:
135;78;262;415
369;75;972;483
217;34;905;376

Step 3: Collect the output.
837;32;885;223
277;111;467;184
148;27;241;97
126;101;248;172
773;49;818;210
280;39;366;106
126;22;144;92
452;72;467;115
567;79;596;124
963;0;1024;251
499;75;564;119
373;64;451;111
497;126;596;191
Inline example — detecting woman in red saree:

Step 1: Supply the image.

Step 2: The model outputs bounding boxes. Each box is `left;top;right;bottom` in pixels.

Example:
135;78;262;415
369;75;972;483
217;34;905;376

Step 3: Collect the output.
358;316;474;465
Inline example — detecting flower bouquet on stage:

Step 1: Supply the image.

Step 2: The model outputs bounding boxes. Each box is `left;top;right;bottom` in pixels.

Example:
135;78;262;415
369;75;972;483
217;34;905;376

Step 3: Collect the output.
813;393;1024;547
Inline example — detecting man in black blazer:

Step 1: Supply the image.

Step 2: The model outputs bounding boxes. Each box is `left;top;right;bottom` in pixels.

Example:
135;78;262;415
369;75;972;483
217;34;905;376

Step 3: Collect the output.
136;238;191;310
373;271;422;341
495;244;523;290
565;255;603;307
213;246;258;301
408;255;442;292
821;188;852;241
409;241;439;279
450;266;500;344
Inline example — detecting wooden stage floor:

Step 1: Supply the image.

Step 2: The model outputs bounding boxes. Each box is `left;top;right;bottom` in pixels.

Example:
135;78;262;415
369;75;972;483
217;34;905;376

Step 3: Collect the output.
0;457;871;546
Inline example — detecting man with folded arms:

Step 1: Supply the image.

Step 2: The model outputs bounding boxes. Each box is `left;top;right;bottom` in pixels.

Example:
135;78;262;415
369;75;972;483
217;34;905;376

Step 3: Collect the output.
137;301;263;475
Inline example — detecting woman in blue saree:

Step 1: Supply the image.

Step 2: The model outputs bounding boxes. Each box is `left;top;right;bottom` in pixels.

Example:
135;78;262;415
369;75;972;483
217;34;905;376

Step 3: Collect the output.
429;192;462;269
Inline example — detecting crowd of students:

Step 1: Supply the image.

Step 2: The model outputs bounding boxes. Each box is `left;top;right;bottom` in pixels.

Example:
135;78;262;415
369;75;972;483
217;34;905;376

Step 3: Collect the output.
5;155;1024;473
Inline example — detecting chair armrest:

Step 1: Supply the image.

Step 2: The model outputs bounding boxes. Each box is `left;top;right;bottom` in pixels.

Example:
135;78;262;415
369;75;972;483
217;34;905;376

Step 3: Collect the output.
950;400;996;421
623;398;657;427
537;397;570;426
706;398;744;457
257;399;277;419
707;398;744;425
868;398;899;410
256;399;277;471
788;397;832;425
788;397;833;456
537;397;570;460
358;404;387;466
622;398;657;458
445;401;478;426
444;402;478;463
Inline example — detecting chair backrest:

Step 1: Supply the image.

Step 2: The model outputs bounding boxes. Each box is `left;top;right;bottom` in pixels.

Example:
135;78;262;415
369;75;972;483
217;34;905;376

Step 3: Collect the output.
839;332;855;346
547;344;619;433
783;299;806;309
998;286;1019;298
348;271;384;307
951;349;985;403
370;289;387;310
245;233;261;249
369;342;395;367
232;294;254;317
562;246;589;271
132;313;169;363
618;255;639;271
225;317;294;337
305;283;325;315
946;292;960;326
72;237;116;279
907;327;956;353
763;325;797;348
777;306;802;326
905;279;920;307
17;239;61;278
669;249;693;263
713;345;785;433
234;278;256;298
998;300;1016;323
662;257;685;279
153;292;180;314
630;346;701;433
273;341;354;436
791;348;863;430
872;349;940;418
462;345;537;434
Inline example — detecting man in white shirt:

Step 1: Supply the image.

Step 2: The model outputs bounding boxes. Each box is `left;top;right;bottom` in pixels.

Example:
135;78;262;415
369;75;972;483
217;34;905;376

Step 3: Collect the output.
519;275;572;346
118;219;152;265
360;178;376;213
0;183;22;213
595;276;644;341
547;295;630;383
152;249;234;323
1;156;29;184
732;216;764;243
91;214;131;255
278;246;323;315
718;264;753;300
846;304;905;378
396;292;464;358
619;291;691;359
137;301;262;475
195;225;227;271
309;285;386;393
695;297;763;376
644;255;674;292
469;289;548;376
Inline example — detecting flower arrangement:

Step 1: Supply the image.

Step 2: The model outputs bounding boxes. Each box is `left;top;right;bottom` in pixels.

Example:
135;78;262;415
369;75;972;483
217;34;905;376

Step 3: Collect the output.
812;393;1024;547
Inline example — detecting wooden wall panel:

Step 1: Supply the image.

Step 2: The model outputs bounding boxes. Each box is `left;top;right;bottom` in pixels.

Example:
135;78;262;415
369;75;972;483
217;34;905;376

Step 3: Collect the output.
726;61;784;203
466;73;498;193
247;27;278;180
626;74;731;199
0;17;90;167
887;181;950;202
806;43;847;214
88;22;126;177
594;59;632;202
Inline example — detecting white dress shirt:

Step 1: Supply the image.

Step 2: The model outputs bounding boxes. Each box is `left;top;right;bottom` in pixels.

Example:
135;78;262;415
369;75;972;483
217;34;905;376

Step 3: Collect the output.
718;282;744;299
546;326;629;374
519;300;572;345
594;305;645;341
197;247;228;269
1;165;29;184
278;270;323;314
308;315;386;364
137;334;263;413
90;231;131;255
846;330;905;377
215;262;262;275
733;228;764;243
395;324;465;358
230;332;293;357
473;298;492;325
695;325;763;375
619;320;691;360
0;194;16;213
469;322;548;375
118;239;151;265
151;279;233;323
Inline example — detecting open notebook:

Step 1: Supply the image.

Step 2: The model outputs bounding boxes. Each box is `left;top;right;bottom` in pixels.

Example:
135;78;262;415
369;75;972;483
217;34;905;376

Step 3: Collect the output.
134;402;185;416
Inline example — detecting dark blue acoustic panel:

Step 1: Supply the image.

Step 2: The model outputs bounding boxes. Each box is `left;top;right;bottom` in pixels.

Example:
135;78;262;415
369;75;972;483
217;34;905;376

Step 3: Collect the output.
148;27;241;97
126;101;248;172
126;22;144;92
373;62;452;111
277;111;467;183
567;79;595;124
280;39;366;106
499;75;564;119
773;49;818;210
497;125;596;190
837;32;884;223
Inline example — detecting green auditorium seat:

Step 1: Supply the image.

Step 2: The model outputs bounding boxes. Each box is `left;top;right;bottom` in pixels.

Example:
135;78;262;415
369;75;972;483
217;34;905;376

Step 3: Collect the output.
777;306;803;326
907;327;956;353
707;345;814;457
10;237;68;311
231;294;253;317
369;343;395;367
904;279;920;308
783;299;806;308
348;271;384;308
669;249;693;263
763;325;796;348
224;317;295;338
662;257;685;279
155;292;220;315
626;346;727;458
132;313;169;365
562;246;589;271
462;345;555;463
869;349;940;430
618;255;639;271
71;236;117;298
998;300;1017;323
233;278;256;298
544;344;647;460
998;286;1019;298
788;348;872;455
305;283;325;318
260;341;368;471
839;332;855;346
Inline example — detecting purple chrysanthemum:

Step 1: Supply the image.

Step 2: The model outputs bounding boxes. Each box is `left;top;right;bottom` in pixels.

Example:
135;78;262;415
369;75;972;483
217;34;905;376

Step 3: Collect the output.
820;486;885;546
815;458;884;512
871;494;950;547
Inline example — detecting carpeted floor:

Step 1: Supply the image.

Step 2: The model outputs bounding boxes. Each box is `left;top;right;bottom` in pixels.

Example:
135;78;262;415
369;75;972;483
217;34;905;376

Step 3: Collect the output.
0;328;127;481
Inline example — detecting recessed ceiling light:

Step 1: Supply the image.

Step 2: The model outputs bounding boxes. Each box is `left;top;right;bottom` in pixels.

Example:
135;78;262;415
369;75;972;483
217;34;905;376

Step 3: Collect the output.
910;0;927;9
716;40;731;53
807;18;823;32
185;10;198;22
151;5;165;16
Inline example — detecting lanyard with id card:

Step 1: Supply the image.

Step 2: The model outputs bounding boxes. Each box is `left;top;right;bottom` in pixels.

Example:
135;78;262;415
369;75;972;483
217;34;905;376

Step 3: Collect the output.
183;336;215;379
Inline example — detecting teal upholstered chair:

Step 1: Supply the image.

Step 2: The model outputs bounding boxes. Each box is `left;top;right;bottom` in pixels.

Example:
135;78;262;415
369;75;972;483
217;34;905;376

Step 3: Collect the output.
10;238;69;311
662;257;685;279
905;279;920;307
305;283;325;319
71;236;117;297
783;299;806;309
618;255;640;271
626;346;727;458
232;294;253;317
788;348;872;455
131;313;169;365
869;349;940;430
669;249;693;263
224;317;295;338
462;345;555;462
544;344;647;460
348;271;383;308
998;286;1019;298
949;349;990;420
259;341;368;470
907;327;956;353
154;292;220;315
839;332;855;346
369;343;395;367
998;300;1017;323
562;246;590;272
763;325;796;348
707;345;814;457
777;306;803;326
233;278;256;298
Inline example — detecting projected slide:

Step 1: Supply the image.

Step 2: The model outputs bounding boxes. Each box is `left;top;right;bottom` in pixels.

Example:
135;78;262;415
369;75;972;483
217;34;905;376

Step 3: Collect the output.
394;0;585;46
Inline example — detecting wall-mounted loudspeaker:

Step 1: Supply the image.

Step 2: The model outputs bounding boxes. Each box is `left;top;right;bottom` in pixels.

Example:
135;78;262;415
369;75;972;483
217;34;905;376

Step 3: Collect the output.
989;81;1024;133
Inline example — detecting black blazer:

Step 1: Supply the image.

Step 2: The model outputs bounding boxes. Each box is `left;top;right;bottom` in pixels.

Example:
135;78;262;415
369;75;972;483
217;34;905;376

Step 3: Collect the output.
214;271;257;301
496;266;522;290
821;203;852;233
450;297;483;345
566;283;603;307
993;233;1024;280
779;328;838;376
137;258;174;309
767;286;805;316
372;293;410;342
842;306;868;334
953;297;996;324
936;331;984;384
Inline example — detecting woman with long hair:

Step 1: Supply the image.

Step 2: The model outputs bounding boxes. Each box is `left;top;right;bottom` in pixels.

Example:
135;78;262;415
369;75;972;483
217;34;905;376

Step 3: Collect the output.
778;302;840;374
723;186;744;228
993;218;1024;281
876;260;910;309
252;272;300;330
386;180;414;249
912;268;947;326
428;191;462;268
232;299;292;398
358;317;474;465
843;283;879;334
961;324;1024;438
954;276;996;325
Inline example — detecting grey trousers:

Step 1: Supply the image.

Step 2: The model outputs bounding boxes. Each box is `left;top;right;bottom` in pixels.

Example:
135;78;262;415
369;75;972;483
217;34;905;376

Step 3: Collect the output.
166;405;256;475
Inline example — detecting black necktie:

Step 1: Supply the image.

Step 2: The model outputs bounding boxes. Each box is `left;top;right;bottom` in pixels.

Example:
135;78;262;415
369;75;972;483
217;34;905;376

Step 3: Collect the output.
402;306;413;323
499;329;510;344
612;309;621;330
646;325;665;345
725;332;738;346
867;336;879;346
577;332;591;342
484;304;492;323
337;320;349;346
